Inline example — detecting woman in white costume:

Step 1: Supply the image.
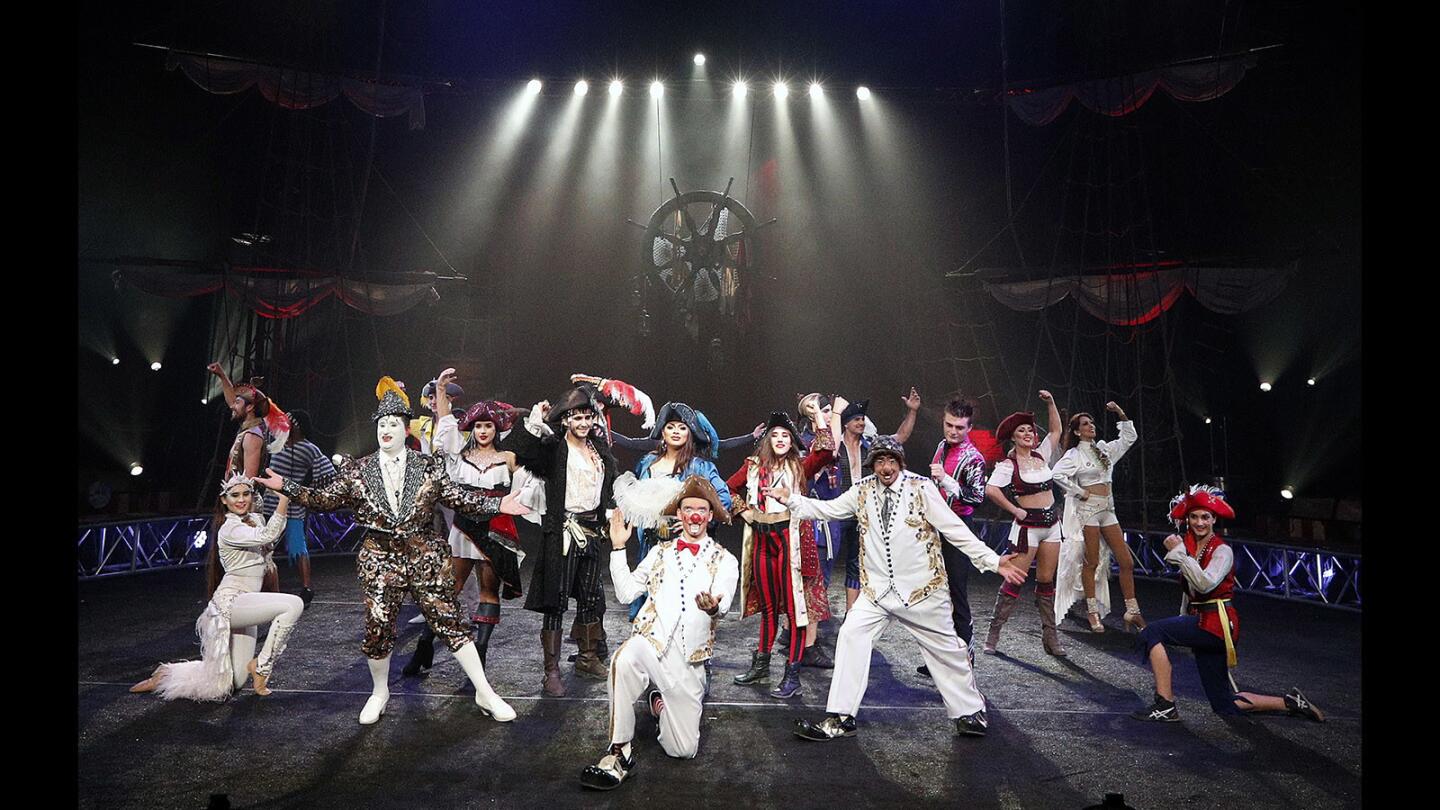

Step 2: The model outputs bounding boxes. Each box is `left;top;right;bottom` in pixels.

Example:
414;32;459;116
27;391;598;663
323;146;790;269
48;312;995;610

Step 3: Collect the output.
131;474;305;700
1052;401;1145;633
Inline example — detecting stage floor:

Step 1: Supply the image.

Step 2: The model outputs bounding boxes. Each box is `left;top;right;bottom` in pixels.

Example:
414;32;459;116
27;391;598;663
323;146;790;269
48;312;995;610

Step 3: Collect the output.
79;544;1360;809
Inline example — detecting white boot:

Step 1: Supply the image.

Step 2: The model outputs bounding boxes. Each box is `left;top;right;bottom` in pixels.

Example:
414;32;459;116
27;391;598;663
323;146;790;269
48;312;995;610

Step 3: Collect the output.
453;642;516;722
359;655;391;725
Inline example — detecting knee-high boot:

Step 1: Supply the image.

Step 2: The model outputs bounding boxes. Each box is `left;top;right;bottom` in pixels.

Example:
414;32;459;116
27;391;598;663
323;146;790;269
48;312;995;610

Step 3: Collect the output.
474;603;501;668
574;621;609;680
541;629;566;697
1036;583;1066;657
983;585;1021;654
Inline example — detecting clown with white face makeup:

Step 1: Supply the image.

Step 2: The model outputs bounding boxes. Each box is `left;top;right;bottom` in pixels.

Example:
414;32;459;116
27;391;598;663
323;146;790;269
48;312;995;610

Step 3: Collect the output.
254;377;526;725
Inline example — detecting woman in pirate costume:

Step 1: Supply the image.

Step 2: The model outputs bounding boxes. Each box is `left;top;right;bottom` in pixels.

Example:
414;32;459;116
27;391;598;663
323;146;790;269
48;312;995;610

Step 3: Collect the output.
1133;485;1324;724
725;411;835;699
1052;401;1145;633
402;368;529;676
982;390;1068;656
254;378;521;724
130;475;305;700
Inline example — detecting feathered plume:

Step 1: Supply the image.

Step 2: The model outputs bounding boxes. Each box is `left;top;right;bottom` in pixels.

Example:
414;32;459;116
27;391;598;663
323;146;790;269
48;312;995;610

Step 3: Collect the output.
596;377;656;430
969;428;1005;470
612;472;686;530
263;401;291;454
375;376;411;410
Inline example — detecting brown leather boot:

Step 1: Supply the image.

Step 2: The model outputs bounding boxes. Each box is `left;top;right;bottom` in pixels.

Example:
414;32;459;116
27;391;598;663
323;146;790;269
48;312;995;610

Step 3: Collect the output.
541;629;567;697
983;590;1020;654
574;621;609;680
1036;587;1067;657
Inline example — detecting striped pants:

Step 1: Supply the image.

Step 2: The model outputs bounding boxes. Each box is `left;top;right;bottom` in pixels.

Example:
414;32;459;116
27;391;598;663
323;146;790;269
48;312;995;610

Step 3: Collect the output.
753;527;804;664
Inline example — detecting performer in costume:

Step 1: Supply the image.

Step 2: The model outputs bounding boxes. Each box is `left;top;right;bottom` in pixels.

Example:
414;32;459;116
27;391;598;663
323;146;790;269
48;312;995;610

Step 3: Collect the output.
207;362;291;480
831;389;922;613
579;476;740;790
1052;401;1145;633
254;378;521;724
610;400;732;620
725;412;835;699
917;396;989;679
982;390;1067;656
777;436;1030;740
411;377;465;455
131;475;304;700
260;408;337;606
500;383;620;697
1133;486;1325;724
402;368;528;676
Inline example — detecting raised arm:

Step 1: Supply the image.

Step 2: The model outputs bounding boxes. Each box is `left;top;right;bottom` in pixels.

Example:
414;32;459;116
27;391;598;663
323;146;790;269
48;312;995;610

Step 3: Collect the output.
499;401;556;477
893;386;921;443
607;510;655;604
221;500;290;548
434;413;466;458
207;362;237;408
800;426;836;479
784;483;861;522
1039;390;1062;446
1102;401;1137;463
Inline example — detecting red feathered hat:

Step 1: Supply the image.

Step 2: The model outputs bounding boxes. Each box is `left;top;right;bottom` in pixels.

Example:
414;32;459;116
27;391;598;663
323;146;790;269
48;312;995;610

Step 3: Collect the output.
1169;486;1236;521
996;411;1036;444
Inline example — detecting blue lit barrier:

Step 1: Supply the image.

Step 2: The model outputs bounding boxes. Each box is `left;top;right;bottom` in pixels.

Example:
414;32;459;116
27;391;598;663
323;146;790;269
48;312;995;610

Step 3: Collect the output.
973;519;1360;612
77;511;363;580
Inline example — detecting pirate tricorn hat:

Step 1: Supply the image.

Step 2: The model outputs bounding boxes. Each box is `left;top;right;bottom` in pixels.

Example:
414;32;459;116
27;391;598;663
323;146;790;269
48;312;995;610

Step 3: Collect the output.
661;475;731;524
546;384;602;425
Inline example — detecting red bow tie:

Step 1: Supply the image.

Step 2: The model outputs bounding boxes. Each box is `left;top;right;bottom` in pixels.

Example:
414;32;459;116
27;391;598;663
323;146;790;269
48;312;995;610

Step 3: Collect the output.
676;538;701;556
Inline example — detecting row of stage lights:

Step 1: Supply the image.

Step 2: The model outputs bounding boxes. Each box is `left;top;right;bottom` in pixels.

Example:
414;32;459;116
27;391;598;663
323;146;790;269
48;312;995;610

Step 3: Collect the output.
525;78;872;101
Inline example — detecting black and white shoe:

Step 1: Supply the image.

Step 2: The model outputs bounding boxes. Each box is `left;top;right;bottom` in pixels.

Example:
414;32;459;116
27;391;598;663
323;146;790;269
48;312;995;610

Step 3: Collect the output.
793;714;858;741
579;743;636;790
1131;696;1180;723
1284;688;1325;722
954;711;988;737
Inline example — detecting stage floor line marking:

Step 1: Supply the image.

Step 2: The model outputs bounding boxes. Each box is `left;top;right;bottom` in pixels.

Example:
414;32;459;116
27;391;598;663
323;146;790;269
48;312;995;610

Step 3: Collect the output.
74;682;1357;719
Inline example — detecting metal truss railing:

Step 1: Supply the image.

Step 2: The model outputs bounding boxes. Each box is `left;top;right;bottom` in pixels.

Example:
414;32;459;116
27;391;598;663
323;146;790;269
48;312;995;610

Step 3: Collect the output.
77;511;364;580
974;519;1360;612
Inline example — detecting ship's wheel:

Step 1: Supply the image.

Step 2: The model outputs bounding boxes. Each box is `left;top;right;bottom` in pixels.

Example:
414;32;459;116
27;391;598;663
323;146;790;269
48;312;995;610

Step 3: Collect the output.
631;178;773;365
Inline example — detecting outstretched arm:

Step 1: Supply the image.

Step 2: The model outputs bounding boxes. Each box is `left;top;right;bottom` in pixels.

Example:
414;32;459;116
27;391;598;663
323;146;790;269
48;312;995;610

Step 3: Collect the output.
893;387;921;443
271;466;358;513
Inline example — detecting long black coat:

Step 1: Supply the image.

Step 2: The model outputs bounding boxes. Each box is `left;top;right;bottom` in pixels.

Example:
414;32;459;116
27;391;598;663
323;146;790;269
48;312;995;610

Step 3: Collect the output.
501;423;618;613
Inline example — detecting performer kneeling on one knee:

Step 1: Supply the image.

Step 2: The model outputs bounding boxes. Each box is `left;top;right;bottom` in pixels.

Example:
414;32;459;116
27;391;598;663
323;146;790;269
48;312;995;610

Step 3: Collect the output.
132;475;304;700
1133;485;1324;724
254;379;526;725
768;436;1029;741
579;475;739;790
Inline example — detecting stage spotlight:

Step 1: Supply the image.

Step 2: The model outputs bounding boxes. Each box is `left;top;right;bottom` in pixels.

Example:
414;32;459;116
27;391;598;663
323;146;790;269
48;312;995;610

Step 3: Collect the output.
809;82;823;99
574;80;589;96
193;530;207;549
694;53;706;66
1204;417;1212;425
856;85;871;100
609;79;623;96
1259;381;1272;392
526;79;542;95
773;81;788;99
129;463;144;477
1281;486;1295;500
650;81;664;98
111;357;120;366
150;361;162;371
200;398;208;405
733;81;748;98
1307;377;1316;386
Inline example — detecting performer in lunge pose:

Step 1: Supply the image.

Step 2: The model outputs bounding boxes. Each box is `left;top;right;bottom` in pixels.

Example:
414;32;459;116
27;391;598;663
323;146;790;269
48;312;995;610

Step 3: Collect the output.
402;368;527;676
916;396;989;679
1052;401;1144;633
773;436;1029;740
501;383;620;697
831;389;922;613
1133;486;1324;724
982;390;1067;656
725;412;835;699
131;475;304;700
254;378;521;725
579;476;740;790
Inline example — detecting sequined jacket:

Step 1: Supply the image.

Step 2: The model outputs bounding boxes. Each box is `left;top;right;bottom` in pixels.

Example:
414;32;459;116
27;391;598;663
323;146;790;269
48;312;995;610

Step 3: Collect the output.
279;449;502;550
787;471;1001;608
610;536;739;663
